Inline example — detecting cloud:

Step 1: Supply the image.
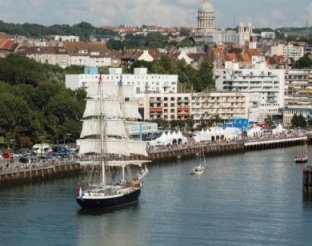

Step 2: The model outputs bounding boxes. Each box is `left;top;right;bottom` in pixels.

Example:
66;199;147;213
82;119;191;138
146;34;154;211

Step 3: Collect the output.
0;0;309;28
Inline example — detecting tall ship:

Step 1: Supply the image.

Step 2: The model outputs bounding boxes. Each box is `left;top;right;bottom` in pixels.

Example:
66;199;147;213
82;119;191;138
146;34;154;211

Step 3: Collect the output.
75;76;149;210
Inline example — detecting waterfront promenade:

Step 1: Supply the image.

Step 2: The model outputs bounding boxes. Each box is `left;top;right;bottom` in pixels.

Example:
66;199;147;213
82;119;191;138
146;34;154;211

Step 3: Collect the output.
0;132;311;186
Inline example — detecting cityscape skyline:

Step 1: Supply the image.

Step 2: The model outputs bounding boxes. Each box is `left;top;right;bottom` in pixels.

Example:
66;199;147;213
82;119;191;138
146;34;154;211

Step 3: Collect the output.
0;0;311;29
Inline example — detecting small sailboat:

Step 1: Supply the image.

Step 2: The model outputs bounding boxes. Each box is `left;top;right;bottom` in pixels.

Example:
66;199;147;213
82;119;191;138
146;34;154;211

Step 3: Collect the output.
75;75;150;210
295;143;308;164
191;150;206;175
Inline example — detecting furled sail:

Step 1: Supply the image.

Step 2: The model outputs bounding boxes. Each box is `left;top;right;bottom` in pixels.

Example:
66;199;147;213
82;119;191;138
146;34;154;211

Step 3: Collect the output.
83;99;123;119
85;83;135;101
78;139;148;156
126;140;148;156
123;101;142;119
86;82;119;99
80;119;127;138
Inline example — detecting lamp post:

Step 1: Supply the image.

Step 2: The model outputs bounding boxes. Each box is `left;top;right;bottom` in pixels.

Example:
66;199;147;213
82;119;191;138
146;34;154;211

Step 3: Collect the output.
39;135;44;157
66;133;72;146
10;138;15;162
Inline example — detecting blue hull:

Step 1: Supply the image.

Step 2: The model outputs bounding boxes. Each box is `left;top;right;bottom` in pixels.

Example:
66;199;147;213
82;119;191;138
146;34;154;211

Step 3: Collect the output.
76;188;141;210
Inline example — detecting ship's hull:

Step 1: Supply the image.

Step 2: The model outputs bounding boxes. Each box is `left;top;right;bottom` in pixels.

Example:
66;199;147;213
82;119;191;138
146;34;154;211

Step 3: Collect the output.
76;188;141;210
295;156;308;163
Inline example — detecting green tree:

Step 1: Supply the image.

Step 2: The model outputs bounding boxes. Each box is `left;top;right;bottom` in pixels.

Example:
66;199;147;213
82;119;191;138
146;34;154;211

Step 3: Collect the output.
196;60;215;91
291;114;307;128
264;115;273;127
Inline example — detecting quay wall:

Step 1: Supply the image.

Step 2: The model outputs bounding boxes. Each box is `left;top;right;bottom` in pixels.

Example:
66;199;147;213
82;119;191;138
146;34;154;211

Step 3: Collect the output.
303;165;312;193
244;136;307;151
0;162;80;186
148;142;244;163
0;135;310;187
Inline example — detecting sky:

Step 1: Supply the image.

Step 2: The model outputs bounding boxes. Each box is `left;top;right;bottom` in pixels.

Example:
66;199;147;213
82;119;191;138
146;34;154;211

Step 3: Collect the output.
0;0;311;29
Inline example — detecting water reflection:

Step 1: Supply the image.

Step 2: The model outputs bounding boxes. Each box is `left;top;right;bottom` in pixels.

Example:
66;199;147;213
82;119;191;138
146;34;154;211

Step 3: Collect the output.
77;204;147;246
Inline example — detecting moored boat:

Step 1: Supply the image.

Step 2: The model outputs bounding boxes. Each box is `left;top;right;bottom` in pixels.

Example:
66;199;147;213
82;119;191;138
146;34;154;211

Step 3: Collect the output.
295;156;308;164
190;164;205;175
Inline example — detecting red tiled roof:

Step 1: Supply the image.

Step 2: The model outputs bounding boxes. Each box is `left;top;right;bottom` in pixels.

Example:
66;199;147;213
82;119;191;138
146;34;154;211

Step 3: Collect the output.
225;53;238;62
241;52;251;62
0;39;17;50
248;48;261;56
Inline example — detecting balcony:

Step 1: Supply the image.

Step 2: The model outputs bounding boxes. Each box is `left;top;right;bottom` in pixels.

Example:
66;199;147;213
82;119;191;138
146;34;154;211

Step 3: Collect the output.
149;107;162;113
177;112;190;117
177;107;190;111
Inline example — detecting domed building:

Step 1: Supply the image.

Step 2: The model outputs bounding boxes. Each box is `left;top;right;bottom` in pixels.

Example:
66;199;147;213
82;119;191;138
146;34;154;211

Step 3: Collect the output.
193;0;255;48
197;0;215;33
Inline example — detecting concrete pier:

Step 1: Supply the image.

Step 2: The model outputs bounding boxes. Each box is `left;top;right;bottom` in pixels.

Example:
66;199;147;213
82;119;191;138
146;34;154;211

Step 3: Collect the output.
148;142;244;162
244;136;307;151
0;162;80;186
0;134;310;187
303;165;312;193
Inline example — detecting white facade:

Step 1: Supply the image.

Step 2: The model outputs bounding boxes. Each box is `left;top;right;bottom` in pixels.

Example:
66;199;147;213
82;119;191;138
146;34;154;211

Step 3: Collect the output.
26;53;70;69
284;69;312;107
26;53;112;68
65;67;178;94
191;92;249;122
69;55;111;67
271;43;304;62
281;106;312;125
214;61;285;121
49;35;80;42
193;0;253;46
137;50;154;62
138;93;191;121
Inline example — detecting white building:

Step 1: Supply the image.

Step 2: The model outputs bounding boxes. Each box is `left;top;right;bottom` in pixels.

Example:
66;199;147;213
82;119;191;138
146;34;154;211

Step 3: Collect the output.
69;54;111;67
193;0;253;46
190;92;249;122
260;32;276;40
138;93;191;121
214;61;285;121
284;69;312;107
65;67;178;94
46;35;80;42
281;106;312;126
271;43;304;63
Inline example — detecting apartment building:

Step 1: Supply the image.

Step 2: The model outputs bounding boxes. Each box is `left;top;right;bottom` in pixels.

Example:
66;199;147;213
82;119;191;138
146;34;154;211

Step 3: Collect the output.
271;43;304;62
214;61;285;122
190;92;248;122
66;67;178;94
138;93;191;121
284;69;312;106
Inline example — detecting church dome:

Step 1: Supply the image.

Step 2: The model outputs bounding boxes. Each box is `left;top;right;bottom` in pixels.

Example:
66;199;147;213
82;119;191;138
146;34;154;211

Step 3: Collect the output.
199;0;214;12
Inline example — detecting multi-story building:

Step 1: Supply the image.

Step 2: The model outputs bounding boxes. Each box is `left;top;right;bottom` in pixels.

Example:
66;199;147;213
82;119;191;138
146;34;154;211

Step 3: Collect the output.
214;61;285;122
190;92;248;122
284;69;312;106
193;0;254;47
138;93;191;121
271;43;304;63
66;67;178;94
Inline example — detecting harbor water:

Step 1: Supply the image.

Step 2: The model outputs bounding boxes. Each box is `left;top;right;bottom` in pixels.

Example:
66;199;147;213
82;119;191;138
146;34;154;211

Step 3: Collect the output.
1;145;312;246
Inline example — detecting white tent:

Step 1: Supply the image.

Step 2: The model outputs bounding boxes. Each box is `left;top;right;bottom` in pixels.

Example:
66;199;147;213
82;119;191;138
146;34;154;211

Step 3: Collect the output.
176;130;188;144
272;124;286;135
223;127;241;140
149;131;170;146
247;127;262;138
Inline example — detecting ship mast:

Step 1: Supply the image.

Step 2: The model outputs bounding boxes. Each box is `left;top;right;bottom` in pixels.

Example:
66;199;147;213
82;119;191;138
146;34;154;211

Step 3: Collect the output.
99;73;106;186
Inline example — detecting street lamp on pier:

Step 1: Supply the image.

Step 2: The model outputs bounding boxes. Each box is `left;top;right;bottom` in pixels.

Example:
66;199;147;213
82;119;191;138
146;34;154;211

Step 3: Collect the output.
65;133;72;146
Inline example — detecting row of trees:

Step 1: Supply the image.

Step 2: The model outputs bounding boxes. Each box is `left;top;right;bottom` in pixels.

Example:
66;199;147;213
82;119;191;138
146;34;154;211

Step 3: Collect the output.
0;55;86;149
0;21;117;41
